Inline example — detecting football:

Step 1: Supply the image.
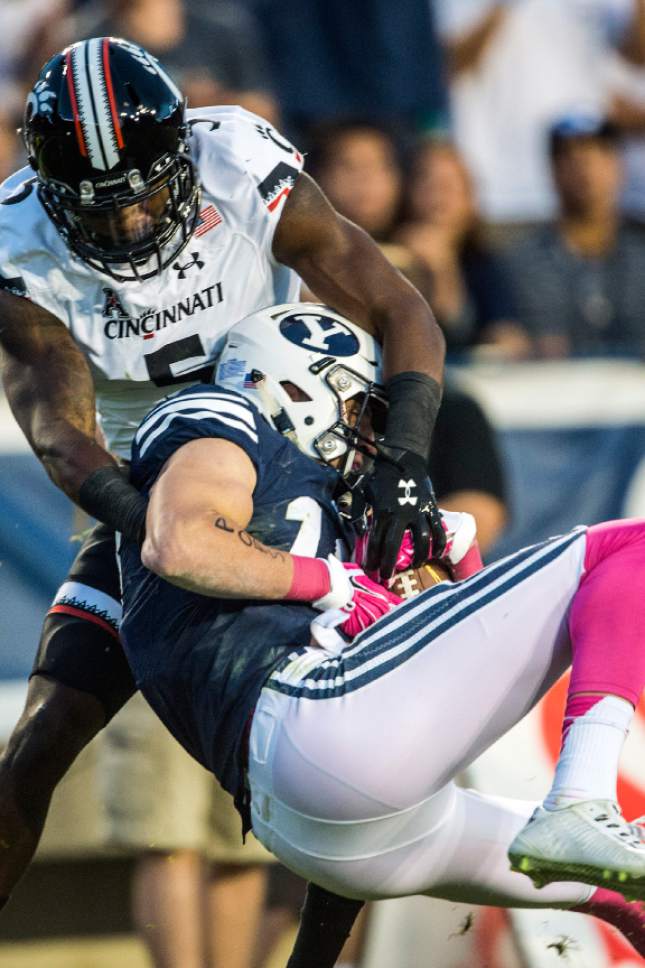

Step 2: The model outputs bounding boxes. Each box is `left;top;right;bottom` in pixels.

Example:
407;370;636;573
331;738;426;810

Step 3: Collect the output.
390;560;453;600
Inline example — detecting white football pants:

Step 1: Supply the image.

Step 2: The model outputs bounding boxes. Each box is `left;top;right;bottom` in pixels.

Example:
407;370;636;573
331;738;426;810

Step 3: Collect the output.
248;529;595;906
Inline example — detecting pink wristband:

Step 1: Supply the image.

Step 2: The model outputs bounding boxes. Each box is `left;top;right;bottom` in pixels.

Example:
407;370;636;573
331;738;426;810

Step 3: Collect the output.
285;556;331;602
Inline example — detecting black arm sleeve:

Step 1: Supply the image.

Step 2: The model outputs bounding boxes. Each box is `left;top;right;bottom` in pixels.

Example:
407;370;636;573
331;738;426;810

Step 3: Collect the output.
384;371;442;462
78;465;148;545
287;883;365;968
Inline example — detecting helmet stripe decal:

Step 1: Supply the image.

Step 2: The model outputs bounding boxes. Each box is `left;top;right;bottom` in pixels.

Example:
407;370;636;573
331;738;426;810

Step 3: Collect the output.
69;40;120;172
70;41;107;170
65;50;87;157
87;37;120;167
101;38;124;149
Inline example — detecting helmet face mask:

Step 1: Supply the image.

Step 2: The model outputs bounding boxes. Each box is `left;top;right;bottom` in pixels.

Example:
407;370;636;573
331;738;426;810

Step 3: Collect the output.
312;364;386;475
215;304;386;480
23;38;200;281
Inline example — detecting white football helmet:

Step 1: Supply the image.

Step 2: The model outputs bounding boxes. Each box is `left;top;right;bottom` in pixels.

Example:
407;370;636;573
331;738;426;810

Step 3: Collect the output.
215;303;385;473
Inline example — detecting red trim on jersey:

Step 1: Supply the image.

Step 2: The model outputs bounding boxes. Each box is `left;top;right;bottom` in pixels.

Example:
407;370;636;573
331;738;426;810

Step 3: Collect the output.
267;186;292;212
65;50;87;157
49;603;119;640
102;38;124;150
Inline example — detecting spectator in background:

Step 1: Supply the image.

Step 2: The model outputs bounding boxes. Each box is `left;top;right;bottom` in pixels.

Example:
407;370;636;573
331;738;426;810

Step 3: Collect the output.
306;120;436;306
248;0;448;142
396;140;524;356
434;0;645;230
71;0;278;119
499;114;645;358
0;0;70;181
309;121;404;242
0;0;69;118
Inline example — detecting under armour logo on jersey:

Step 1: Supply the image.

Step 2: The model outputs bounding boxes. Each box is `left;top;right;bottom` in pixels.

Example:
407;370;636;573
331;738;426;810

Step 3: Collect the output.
279;313;360;356
398;480;418;507
173;253;204;279
102;287;128;319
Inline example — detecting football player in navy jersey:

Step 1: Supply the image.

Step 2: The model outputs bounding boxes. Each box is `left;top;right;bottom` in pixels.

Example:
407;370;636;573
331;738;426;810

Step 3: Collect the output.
0;37;445;919
118;305;645;966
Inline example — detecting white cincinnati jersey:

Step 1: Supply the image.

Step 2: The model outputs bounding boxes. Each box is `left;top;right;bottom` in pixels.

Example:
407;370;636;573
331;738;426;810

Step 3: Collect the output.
0;106;304;457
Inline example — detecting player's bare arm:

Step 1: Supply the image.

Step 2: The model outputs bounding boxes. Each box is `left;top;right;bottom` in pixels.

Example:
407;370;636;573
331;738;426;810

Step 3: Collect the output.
275;173;448;577
141;422;399;634
0;289;147;541
142;437;296;599
0;289;113;496
273;172;445;384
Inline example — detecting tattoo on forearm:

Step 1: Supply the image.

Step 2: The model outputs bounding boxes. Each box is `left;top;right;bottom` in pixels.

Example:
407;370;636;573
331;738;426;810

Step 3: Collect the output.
214;515;285;560
0;291;97;435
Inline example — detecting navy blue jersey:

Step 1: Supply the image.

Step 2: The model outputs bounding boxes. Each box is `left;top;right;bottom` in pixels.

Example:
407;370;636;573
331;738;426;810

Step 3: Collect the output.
119;384;346;825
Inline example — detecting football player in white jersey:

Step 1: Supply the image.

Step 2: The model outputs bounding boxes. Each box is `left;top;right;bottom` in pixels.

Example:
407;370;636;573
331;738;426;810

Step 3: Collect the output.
0;36;446;927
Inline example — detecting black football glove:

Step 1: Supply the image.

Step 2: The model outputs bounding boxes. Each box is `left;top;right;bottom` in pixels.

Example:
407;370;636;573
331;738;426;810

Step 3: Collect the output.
362;449;446;581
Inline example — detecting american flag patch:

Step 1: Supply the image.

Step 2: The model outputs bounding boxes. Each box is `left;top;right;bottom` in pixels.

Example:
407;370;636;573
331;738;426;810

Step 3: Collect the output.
195;204;222;237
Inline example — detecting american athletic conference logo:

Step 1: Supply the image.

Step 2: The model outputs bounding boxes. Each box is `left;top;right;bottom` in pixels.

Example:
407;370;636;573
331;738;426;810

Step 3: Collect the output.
102;287;128;320
279;312;360;356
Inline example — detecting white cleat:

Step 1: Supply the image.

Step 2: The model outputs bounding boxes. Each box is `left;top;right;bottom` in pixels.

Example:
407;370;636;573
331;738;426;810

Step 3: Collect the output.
508;800;645;901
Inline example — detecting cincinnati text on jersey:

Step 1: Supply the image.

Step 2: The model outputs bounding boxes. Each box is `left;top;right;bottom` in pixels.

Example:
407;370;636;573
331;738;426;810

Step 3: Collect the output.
102;282;224;340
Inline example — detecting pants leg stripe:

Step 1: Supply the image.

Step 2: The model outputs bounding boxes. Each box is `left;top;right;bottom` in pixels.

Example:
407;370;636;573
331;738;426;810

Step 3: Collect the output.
344;529;585;660
268;529;585;700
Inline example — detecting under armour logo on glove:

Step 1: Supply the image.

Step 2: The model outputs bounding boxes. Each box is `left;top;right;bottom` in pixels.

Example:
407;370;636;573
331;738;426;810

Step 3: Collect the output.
359;450;446;581
173;252;204;278
398;479;418;506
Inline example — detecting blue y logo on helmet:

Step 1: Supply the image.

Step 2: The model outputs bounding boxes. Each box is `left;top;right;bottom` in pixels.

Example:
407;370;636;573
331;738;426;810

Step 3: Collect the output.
279;313;360;356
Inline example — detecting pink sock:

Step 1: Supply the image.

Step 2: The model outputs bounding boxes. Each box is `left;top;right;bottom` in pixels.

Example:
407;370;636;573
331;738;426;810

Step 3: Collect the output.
575;886;645;958
545;520;645;807
569;520;645;706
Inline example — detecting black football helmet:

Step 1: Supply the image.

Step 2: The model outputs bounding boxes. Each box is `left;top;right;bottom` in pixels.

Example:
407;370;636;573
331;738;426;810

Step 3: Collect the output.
23;37;200;281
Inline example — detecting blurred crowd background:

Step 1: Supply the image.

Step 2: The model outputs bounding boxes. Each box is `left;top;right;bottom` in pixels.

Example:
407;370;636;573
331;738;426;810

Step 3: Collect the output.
4;0;645;360
2;2;645;967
